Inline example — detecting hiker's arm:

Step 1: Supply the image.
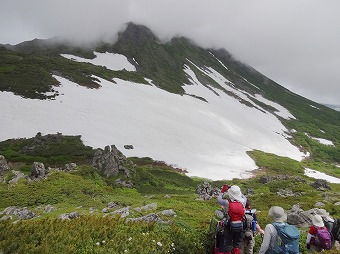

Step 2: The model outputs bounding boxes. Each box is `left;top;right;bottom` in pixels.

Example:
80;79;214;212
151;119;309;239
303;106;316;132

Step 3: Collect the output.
256;223;265;234
217;192;228;207
306;233;313;244
258;224;272;254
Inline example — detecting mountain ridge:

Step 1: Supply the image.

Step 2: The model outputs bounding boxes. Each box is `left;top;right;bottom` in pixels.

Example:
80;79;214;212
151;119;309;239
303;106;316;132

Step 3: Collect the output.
0;22;339;179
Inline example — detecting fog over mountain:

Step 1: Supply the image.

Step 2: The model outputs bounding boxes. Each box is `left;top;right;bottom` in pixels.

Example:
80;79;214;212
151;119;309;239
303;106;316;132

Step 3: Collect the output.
1;0;340;105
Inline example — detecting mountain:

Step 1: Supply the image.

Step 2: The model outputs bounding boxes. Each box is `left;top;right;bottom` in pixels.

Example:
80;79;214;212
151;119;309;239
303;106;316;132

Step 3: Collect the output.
1;22;340;180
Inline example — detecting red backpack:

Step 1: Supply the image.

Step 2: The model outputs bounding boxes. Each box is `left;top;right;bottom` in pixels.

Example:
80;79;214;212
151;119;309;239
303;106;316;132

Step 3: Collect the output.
228;199;245;221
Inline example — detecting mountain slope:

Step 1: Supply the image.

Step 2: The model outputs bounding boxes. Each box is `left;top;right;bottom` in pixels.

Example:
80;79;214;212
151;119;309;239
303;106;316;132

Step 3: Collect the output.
0;22;339;180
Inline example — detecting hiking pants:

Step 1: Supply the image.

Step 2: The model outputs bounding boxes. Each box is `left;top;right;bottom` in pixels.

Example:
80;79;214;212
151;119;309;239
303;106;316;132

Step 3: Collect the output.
241;237;255;254
221;227;243;252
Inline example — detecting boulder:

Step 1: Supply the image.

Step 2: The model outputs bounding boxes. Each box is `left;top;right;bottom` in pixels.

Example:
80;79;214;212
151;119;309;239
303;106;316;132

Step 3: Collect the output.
0;155;10;173
92;145;130;177
195;182;219;200
31;162;46;178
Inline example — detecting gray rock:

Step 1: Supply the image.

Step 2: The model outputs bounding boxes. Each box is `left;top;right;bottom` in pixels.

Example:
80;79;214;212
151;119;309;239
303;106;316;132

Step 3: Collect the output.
8;170;26;184
195;182;219;200
92;145;130;178
126;213;169;223
31;162;46;178
43;204;56;213
58;212;79;220
134;203;157;212
111;207;130;218
160;209;176;216
310;179;331;191
1;206;37;220
64;163;77;171
0;155;10;173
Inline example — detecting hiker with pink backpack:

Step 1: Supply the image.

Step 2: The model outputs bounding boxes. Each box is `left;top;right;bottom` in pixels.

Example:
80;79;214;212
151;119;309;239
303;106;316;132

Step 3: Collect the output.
306;214;332;252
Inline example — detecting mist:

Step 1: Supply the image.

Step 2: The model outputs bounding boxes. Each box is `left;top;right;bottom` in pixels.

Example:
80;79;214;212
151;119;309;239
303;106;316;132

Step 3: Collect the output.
1;0;340;105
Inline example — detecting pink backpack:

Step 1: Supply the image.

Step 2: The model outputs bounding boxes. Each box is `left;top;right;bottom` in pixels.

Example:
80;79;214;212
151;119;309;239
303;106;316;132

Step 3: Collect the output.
315;226;332;250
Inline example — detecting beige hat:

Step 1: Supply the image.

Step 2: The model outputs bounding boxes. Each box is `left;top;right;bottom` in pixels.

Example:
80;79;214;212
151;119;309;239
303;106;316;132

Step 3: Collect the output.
268;206;287;222
315;209;330;217
227;185;243;201
312;215;324;227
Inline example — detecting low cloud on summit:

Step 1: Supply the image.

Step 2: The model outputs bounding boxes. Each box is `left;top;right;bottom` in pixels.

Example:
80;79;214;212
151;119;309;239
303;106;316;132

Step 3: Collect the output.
1;0;340;105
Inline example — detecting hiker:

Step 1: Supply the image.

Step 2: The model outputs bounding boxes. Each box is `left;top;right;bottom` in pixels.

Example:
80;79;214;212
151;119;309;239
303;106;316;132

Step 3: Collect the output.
314;208;336;247
306;214;332;252
217;185;245;254
259;206;300;254
241;199;264;254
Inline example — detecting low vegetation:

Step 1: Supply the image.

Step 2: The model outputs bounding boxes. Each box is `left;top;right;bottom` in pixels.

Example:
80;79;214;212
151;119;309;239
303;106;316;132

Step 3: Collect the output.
0;135;339;253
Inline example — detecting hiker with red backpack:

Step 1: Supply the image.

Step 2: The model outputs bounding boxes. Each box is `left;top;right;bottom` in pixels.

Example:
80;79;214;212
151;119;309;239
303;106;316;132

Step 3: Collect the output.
306;214;332;252
259;206;300;254
216;185;246;254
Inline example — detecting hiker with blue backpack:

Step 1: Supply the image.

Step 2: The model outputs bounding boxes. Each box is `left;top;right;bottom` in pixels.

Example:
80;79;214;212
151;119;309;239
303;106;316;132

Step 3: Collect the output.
259;206;300;254
306;214;332;252
216;185;246;254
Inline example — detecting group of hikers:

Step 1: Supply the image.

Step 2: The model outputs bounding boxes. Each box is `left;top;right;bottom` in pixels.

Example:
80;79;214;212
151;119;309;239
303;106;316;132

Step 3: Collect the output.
211;184;339;254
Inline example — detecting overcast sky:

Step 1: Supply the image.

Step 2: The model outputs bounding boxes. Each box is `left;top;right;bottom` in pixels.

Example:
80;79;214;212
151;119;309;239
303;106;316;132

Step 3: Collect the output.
1;0;340;105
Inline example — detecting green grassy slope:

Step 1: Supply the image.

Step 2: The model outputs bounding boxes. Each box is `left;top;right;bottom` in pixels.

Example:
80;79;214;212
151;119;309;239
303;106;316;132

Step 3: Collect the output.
0;135;339;253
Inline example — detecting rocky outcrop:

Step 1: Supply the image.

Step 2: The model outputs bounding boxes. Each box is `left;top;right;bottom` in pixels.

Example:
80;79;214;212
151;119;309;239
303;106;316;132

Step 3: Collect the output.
31;162;46;179
8;170;26;184
64;163;77;171
195;182;219;200
0;155;10;173
58;212;80;220
92;145;131;178
0;206;37;220
287;205;333;228
311;179;331;191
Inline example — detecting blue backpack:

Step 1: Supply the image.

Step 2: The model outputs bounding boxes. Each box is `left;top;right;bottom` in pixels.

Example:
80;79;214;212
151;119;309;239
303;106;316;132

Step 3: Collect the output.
270;222;300;254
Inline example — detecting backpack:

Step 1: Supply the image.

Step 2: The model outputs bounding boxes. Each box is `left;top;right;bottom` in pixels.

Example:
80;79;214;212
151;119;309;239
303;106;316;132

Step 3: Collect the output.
315;226;332;250
332;219;340;241
209;209;227;234
271;222;300;254
228;200;245;233
228;199;245;222
243;209;256;240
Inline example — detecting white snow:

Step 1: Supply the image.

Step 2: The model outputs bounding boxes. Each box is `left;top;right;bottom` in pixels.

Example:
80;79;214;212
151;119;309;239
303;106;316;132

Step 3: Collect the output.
0;54;306;180
309;104;320;110
305;133;334;146
304;168;340;184
61;52;136;71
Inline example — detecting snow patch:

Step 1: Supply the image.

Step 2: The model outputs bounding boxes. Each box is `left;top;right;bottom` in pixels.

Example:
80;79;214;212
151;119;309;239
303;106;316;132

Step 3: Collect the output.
61;52;136;71
0;73;305;181
304;168;340;184
305;133;334;146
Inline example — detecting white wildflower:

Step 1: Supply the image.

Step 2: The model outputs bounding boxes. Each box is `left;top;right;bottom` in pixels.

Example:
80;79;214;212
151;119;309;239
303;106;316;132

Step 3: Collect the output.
96;242;100;246
128;237;132;241
171;243;175;247
157;242;162;247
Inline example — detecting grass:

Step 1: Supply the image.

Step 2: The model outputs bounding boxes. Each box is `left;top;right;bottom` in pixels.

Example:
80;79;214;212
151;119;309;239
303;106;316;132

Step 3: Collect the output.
0;134;339;253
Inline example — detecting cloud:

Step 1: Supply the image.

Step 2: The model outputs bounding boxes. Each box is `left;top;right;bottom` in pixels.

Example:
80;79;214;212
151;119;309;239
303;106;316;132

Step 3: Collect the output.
1;0;340;105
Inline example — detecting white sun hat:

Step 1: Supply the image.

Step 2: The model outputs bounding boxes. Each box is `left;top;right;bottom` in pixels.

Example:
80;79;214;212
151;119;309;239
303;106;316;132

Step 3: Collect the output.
227;185;243;201
312;215;324;227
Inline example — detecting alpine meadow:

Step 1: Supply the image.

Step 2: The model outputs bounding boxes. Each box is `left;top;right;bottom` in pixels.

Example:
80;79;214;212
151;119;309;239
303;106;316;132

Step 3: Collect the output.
0;23;339;254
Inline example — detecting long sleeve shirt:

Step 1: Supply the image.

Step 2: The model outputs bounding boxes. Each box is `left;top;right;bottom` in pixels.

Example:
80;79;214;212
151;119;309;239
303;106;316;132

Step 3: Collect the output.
258;223;282;254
